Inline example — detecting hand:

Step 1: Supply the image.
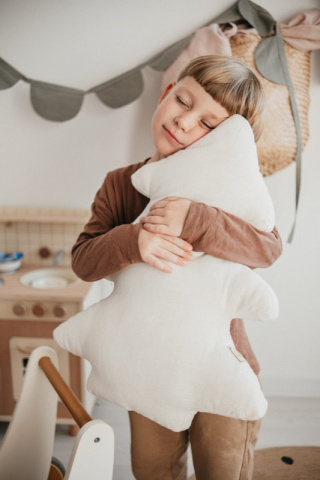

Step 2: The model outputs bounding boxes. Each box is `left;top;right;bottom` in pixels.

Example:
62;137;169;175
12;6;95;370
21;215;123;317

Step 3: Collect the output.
140;197;192;237
230;318;260;375
138;227;193;273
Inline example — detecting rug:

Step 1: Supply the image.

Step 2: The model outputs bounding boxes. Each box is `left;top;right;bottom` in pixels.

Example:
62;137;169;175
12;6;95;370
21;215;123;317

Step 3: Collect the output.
187;446;320;479
253;446;320;479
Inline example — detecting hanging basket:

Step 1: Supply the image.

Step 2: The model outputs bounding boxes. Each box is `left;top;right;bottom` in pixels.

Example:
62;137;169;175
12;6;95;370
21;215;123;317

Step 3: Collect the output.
230;31;311;176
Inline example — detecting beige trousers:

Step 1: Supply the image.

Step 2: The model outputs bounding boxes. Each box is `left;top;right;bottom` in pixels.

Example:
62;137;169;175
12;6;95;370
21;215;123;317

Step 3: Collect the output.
129;411;261;480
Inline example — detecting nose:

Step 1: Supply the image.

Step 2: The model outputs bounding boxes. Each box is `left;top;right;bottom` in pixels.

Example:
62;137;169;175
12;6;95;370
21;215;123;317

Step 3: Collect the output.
175;112;196;132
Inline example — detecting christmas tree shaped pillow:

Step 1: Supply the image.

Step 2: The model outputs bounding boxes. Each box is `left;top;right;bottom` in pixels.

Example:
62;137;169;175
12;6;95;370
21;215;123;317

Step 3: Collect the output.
54;115;278;432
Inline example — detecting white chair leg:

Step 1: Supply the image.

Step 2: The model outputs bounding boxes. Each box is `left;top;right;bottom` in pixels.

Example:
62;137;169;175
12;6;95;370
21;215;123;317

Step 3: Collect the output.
65;419;114;480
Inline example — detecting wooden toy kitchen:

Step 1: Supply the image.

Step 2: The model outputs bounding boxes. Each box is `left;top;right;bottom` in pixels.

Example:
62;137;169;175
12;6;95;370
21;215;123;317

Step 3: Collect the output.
0;206;110;435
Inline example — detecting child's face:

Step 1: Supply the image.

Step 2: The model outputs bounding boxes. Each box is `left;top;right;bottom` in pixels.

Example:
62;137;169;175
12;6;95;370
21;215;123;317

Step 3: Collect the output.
151;76;230;158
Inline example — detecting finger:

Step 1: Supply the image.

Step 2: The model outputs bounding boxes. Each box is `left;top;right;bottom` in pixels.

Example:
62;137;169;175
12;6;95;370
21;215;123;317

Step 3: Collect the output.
140;215;167;225
144;254;173;273
143;223;190;240
143;227;193;253
155;196;178;203
146;207;168;218
158;243;193;263
158;248;191;266
142;223;169;235
149;198;176;211
150;197;186;214
165;235;193;252
149;201;166;211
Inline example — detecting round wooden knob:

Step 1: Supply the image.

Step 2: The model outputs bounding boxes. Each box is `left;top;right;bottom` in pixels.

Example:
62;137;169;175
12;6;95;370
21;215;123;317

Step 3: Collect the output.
38;247;51;259
13;303;27;316
32;303;46;317
53;304;67;318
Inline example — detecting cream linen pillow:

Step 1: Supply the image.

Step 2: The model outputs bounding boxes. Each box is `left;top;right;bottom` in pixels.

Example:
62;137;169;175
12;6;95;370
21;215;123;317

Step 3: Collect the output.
54;115;278;432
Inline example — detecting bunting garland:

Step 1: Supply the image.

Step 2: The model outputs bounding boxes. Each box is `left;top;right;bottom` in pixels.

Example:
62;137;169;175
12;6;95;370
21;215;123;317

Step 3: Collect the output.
0;1;245;122
1;0;319;124
0;34;194;122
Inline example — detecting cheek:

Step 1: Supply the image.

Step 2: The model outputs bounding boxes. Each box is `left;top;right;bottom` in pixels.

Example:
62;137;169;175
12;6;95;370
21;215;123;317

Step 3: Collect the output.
187;128;209;147
151;114;161;147
151;105;164;134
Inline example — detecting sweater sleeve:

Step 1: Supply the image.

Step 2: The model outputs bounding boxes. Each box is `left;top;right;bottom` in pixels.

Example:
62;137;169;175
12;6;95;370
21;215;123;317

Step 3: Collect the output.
181;202;282;269
71;161;149;282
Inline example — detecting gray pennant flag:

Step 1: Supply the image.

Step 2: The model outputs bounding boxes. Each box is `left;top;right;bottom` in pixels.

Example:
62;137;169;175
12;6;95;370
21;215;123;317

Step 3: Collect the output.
0;57;25;89
30;80;85;121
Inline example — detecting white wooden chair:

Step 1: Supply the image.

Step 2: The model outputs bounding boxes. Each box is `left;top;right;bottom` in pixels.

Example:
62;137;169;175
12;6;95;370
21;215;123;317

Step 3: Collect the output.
0;345;114;479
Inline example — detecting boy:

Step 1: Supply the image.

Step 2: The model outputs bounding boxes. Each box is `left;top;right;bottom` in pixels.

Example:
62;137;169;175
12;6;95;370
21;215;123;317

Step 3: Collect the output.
71;55;282;480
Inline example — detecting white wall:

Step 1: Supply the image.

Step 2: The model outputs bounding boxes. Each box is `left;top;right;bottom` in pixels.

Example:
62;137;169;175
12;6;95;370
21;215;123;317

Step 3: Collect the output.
1;0;319;397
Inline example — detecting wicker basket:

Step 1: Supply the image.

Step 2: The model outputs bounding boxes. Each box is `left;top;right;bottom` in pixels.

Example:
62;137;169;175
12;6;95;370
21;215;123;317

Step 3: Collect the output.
230;32;311;176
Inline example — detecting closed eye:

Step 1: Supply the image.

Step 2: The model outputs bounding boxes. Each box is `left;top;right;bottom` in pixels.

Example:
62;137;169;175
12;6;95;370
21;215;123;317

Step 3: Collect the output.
176;95;189;108
201;120;214;130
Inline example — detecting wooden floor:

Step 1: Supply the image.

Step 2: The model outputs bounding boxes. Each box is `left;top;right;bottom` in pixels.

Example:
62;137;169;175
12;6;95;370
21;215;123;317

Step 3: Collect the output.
1;396;319;479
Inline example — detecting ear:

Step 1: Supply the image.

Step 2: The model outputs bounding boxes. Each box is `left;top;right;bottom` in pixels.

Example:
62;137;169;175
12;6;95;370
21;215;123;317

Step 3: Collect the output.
158;82;176;104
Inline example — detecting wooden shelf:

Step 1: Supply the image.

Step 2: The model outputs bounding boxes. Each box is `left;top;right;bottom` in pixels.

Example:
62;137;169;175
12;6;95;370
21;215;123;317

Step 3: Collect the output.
0;206;90;224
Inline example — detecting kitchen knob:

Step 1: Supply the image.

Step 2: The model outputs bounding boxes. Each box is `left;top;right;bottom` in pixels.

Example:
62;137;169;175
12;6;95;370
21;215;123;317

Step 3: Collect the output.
13;303;27;316
32;303;46;317
53;304;67;318
38;246;51;258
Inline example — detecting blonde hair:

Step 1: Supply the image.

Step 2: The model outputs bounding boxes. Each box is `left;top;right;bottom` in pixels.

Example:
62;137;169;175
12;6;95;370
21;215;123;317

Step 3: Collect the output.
177;55;265;141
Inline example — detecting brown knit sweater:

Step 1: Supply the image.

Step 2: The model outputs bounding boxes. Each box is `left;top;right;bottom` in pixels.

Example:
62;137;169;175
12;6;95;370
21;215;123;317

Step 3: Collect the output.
72;160;282;282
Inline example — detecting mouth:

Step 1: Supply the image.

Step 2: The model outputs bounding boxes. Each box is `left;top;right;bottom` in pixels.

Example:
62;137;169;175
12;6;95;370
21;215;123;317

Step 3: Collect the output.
163;126;183;146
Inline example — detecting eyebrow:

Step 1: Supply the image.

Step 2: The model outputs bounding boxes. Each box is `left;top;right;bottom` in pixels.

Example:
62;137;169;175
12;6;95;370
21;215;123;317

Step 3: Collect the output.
177;85;229;121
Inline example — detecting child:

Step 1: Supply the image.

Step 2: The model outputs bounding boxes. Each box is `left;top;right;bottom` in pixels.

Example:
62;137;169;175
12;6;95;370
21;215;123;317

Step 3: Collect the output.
70;55;282;480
